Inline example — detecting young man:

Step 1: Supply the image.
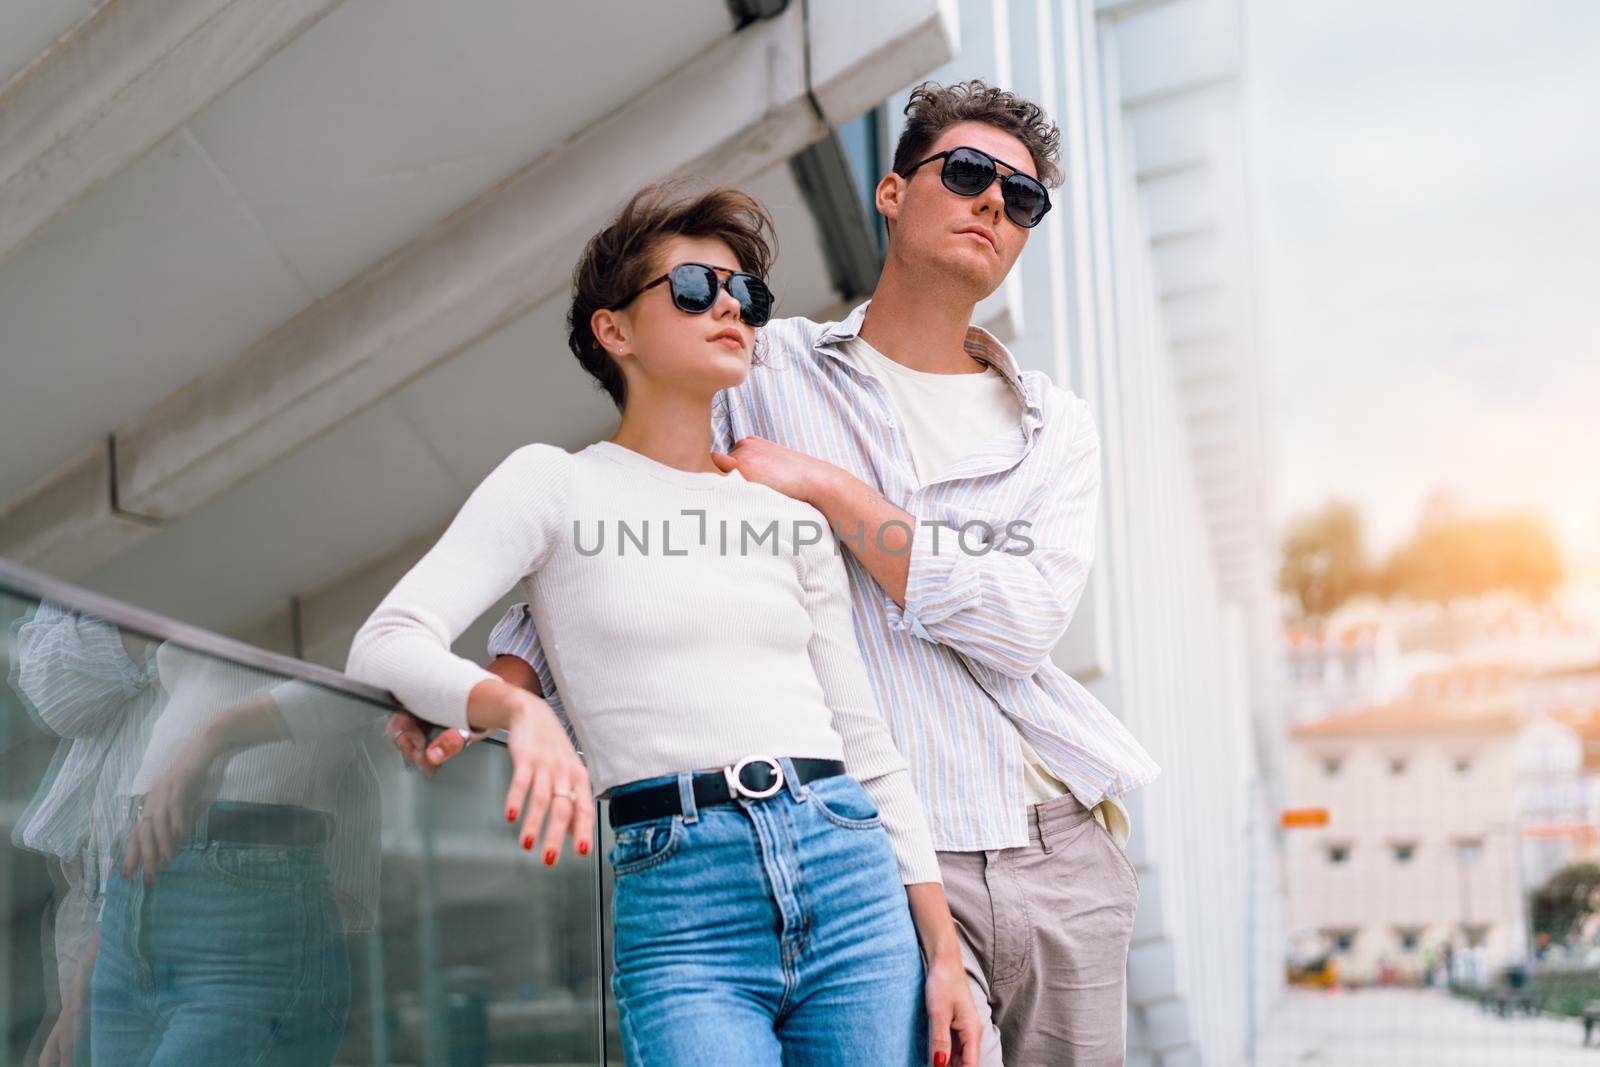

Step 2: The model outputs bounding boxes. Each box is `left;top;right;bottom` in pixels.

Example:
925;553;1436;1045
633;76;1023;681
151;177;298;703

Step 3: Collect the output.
392;79;1159;1065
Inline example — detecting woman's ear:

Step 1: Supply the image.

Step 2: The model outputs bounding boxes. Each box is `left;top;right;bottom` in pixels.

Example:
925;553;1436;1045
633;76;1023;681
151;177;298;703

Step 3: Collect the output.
591;306;632;361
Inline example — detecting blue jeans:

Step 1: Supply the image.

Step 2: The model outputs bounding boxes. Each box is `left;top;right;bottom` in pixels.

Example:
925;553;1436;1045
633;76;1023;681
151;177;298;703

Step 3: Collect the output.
607;759;927;1065
91;800;350;1066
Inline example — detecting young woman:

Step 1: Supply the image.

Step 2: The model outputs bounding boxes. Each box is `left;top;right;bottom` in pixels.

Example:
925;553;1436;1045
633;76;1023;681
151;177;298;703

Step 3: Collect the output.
346;184;980;1066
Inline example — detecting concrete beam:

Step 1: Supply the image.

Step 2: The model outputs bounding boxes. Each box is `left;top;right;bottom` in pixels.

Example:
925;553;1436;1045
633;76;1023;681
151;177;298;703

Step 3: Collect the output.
0;441;153;577
0;0;346;268
0;0;958;576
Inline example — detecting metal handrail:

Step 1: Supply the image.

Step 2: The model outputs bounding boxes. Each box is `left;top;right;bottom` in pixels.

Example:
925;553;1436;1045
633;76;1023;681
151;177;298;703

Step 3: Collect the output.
0;555;400;711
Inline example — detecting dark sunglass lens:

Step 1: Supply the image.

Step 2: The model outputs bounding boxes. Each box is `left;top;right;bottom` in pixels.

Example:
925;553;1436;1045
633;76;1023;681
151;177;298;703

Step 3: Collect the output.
1001;175;1049;227
729;275;774;326
668;264;717;312
942;149;996;196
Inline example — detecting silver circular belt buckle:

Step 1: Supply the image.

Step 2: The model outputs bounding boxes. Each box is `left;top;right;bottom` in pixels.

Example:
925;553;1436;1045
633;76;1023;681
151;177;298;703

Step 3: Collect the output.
724;755;784;800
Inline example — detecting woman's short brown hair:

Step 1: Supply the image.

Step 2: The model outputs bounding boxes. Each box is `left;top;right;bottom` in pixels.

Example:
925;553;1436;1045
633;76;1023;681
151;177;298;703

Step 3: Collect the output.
569;182;778;413
891;78;1063;189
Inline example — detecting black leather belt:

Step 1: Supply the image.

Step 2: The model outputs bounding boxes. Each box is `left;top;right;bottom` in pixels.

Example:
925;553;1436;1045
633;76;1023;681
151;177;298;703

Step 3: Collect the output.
608;757;847;829
204;803;331;846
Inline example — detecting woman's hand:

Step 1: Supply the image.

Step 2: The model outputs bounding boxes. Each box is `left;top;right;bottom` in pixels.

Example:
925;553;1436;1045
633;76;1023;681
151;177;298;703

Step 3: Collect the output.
120;695;289;884
904;882;983;1066
501;691;594;867
121;736;214;884
923;941;982;1067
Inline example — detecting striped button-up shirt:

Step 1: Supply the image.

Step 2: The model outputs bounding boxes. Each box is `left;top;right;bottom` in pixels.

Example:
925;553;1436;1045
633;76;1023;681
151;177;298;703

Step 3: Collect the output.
489;299;1159;850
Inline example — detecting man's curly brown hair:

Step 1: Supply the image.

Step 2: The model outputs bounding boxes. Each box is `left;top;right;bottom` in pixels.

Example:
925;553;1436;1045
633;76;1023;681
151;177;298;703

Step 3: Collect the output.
569;182;777;413
891;79;1063;189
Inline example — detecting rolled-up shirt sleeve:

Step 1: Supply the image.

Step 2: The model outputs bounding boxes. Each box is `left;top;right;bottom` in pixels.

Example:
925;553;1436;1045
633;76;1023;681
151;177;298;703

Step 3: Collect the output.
12;602;157;737
884;392;1100;680
799;531;942;885
711;387;736;456
344;444;570;732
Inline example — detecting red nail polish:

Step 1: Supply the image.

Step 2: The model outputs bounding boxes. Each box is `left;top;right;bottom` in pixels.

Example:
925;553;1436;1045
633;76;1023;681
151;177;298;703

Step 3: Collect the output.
507;808;518;822
522;835;533;850
544;848;557;866
577;840;590;856
935;1052;948;1067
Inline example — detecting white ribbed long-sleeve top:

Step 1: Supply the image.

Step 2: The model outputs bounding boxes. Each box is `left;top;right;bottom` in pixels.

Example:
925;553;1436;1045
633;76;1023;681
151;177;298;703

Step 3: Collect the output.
345;439;941;884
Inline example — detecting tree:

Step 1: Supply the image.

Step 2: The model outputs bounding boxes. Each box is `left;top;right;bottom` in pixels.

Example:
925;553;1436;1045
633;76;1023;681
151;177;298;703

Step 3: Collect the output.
1278;501;1372;621
1531;862;1600;944
1376;511;1564;603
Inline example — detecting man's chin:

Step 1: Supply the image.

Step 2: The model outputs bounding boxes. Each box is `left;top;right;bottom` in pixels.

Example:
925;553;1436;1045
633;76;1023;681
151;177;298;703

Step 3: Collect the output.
923;255;998;302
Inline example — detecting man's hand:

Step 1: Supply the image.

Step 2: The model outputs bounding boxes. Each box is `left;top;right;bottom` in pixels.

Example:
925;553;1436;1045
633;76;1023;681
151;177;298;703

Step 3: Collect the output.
710;436;843;507
385;710;469;778
385;655;534;776
39;996;80;1067
39;923;98;1067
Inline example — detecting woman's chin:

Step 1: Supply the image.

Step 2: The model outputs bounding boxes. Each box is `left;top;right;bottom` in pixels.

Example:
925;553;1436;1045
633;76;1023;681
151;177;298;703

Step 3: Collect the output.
708;351;753;385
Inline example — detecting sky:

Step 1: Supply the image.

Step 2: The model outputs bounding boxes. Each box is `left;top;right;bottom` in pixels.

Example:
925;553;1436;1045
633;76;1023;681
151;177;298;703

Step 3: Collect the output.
1244;0;1600;582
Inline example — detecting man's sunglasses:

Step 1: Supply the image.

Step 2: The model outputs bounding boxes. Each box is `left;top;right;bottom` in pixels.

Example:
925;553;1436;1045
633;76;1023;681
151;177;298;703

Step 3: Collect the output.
610;262;775;327
899;146;1052;229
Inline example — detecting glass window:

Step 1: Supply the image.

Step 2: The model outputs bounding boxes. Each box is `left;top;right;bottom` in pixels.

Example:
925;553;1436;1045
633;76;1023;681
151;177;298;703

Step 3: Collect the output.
1322;928;1358;953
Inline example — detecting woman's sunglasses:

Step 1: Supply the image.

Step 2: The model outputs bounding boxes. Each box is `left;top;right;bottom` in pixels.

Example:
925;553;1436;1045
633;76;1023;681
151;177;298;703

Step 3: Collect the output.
610;262;775;327
899;146;1052;229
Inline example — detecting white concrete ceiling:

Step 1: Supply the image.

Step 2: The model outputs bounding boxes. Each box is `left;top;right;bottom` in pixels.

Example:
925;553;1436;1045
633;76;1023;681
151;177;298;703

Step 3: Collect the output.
0;0;101;89
78;160;839;637
0;0;735;506
0;0;855;637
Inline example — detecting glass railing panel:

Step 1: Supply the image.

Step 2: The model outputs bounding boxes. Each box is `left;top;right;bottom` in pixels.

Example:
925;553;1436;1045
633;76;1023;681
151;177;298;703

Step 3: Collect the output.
0;569;605;1066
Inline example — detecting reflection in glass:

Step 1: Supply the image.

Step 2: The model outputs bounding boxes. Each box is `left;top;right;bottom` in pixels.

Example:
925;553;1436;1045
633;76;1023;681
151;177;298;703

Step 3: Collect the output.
1;586;605;1065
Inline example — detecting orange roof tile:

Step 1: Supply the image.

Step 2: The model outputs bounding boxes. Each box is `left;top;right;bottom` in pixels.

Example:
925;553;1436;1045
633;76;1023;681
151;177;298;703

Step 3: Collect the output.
1291;704;1519;739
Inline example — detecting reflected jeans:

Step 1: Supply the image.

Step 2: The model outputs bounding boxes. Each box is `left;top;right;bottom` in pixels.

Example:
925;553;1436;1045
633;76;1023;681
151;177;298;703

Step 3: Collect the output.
607;759;927;1065
91;800;350;1066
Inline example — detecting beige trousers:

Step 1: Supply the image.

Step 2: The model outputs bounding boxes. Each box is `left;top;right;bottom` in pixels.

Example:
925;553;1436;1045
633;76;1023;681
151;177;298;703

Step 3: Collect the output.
936;790;1140;1067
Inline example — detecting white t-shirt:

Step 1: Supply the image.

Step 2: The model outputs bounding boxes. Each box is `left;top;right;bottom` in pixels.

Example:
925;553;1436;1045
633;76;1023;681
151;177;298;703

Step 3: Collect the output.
834;334;1130;846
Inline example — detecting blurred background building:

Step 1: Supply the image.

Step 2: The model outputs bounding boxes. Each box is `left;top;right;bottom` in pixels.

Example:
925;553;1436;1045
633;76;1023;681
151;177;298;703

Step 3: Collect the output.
1281;601;1600;987
1;1;1276;1064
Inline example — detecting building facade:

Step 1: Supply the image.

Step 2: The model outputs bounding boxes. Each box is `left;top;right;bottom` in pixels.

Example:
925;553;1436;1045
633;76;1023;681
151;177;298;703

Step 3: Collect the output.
1285;699;1600;986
